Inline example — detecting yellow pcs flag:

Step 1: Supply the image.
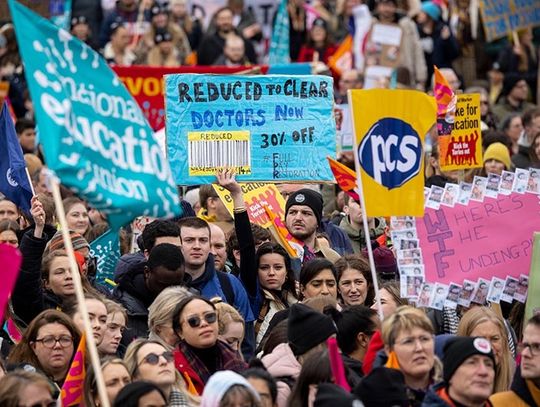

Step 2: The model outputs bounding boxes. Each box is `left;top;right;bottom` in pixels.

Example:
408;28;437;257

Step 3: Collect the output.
349;89;436;217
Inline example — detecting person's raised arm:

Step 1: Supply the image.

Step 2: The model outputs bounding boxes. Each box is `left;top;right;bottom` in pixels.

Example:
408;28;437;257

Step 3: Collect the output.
216;169;258;297
12;196;48;325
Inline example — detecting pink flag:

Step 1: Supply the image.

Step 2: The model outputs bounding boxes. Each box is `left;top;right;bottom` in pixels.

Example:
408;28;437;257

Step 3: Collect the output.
327;337;351;391
61;334;86;406
0;244;22;322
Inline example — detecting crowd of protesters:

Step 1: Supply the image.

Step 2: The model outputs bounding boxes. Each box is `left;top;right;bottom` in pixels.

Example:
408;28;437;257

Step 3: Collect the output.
1;0;540;406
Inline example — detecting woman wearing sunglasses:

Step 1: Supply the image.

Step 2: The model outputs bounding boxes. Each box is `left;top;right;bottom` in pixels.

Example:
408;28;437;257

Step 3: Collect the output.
124;339;195;407
172;296;248;395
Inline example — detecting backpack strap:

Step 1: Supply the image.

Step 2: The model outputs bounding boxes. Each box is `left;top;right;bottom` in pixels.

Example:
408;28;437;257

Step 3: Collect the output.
217;271;236;305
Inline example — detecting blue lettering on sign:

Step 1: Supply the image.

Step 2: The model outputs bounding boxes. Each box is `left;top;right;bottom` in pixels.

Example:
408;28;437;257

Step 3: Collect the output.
358;117;422;189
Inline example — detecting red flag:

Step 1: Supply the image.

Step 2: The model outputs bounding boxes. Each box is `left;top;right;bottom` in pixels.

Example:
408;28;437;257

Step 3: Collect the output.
61;334;86;406
327;157;360;201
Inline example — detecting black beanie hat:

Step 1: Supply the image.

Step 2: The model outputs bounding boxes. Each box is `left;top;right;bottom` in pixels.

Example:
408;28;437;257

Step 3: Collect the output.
501;74;525;97
287;303;337;356
443;336;495;383
315;383;363;407
353;367;409;407
285;189;323;227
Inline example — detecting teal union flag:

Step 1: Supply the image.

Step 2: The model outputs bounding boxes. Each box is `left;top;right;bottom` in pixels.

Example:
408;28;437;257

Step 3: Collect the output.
268;0;290;65
8;0;181;229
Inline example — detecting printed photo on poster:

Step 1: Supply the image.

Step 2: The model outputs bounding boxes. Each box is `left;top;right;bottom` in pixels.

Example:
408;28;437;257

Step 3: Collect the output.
472;278;490;304
441;183;459;207
470;176;487;202
487;277;505;303
514;274;529;303
458;279;476;307
499;170;515;195
514;168;529;193
485;173;501;199
457;182;472;205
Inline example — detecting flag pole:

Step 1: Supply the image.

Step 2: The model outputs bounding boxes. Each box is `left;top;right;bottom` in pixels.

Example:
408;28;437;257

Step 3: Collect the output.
24;168;36;196
49;174;110;407
347;90;384;322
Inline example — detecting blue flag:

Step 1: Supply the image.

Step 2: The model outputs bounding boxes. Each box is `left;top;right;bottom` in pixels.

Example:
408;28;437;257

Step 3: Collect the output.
8;0;181;229
89;229;121;286
0;103;33;213
268;0;290;65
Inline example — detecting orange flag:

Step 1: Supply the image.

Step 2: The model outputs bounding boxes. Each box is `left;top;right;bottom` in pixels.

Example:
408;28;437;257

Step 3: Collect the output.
327;156;360;201
433;66;455;118
328;35;353;76
61;334;86;406
263;205;301;258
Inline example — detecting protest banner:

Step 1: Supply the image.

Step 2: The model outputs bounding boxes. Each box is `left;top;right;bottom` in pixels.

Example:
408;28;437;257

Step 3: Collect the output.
363;23;403;88
89;229;121;286
349;89;436;217
10;0;181;230
480;0;540;42
113;65;262;130
416;192;540;286
213;183;286;228
0;244;22;323
335;103;354;152
165;74;336;185
525;232;540;320
439;93;483;171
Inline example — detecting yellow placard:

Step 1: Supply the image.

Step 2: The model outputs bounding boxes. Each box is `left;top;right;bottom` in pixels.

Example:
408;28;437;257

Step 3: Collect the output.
439;94;482;171
349;89;436;217
188;130;251;176
213;183;286;228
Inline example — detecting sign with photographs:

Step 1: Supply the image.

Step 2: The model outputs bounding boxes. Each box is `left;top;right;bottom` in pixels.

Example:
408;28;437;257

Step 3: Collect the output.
393;169;539;309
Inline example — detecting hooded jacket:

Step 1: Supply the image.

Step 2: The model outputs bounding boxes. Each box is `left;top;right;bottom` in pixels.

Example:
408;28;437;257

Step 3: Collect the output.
339;216;386;253
490;366;540;406
261;342;302;407
113;263;155;344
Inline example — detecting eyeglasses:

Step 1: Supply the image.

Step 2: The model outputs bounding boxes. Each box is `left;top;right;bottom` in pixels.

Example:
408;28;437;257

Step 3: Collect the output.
395;335;433;349
518;341;540;356
34;335;73;348
138;351;174;367
183;312;217;328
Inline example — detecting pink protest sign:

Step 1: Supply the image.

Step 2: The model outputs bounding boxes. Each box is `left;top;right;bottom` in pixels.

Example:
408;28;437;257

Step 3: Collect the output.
0;244;22;322
416;193;540;285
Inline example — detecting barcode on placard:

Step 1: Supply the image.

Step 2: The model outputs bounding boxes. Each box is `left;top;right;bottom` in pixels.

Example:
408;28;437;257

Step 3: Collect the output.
188;131;252;176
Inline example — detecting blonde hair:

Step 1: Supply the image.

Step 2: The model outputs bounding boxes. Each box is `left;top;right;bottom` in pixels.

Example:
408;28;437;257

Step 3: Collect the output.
84;358;130;407
457;307;514;392
148;286;192;348
381;306;434;348
103;299;127;322
214;301;245;336
123;338;199;404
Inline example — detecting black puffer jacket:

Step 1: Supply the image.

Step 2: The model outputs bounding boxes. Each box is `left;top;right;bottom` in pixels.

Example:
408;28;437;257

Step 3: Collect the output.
12;229;64;326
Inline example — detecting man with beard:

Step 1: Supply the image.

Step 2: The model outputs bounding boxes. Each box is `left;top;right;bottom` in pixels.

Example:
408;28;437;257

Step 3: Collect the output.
284;189;341;264
197;7;257;65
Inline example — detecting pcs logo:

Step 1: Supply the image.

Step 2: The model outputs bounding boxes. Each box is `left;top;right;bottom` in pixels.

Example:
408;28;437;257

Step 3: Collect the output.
358;117;422;189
